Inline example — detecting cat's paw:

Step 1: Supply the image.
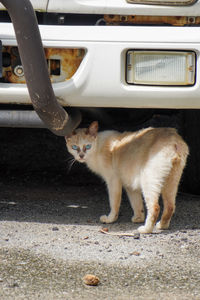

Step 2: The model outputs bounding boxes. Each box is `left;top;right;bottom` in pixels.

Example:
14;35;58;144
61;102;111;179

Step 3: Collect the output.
156;221;169;230
137;225;153;234
100;214;117;224
131;215;145;223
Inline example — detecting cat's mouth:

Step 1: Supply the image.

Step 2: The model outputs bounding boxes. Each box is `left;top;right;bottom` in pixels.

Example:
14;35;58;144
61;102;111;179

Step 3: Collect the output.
78;158;85;163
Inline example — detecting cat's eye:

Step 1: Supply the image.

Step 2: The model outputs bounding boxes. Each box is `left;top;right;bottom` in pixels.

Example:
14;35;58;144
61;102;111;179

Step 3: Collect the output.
85;144;92;150
72;145;78;150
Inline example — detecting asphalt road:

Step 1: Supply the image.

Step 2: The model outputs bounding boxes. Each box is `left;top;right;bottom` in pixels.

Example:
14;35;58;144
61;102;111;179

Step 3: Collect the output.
0;128;200;300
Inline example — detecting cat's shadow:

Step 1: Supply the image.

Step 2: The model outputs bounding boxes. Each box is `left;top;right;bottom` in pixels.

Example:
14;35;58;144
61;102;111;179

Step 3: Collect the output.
0;179;199;235
115;193;200;233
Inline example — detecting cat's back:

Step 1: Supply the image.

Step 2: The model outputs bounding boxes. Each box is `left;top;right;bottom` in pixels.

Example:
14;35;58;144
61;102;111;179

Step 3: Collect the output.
112;126;188;166
142;127;188;155
96;126;188;164
114;127;186;149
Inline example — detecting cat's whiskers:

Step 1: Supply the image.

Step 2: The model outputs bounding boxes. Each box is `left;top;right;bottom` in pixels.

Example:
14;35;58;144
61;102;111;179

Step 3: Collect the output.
66;157;76;173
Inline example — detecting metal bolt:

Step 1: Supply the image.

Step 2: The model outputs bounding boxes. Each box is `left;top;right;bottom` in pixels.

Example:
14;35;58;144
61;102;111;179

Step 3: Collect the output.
14;65;24;77
120;15;128;22
188;16;196;24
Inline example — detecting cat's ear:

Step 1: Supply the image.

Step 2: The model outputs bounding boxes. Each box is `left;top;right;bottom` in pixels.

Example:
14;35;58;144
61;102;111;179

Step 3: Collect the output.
88;121;98;137
65;130;76;141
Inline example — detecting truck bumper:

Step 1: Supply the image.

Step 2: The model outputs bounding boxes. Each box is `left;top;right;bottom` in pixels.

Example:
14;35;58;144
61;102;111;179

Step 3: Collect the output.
1;23;200;109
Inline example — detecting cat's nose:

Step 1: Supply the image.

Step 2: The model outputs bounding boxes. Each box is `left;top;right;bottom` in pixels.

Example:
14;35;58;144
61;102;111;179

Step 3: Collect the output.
79;153;84;159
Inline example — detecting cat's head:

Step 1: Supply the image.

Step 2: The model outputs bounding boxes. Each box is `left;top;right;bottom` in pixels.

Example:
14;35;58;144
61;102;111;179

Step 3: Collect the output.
65;121;98;163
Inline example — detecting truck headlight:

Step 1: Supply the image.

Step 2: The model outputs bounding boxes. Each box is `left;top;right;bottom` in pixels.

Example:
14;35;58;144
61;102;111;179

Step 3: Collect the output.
126;50;196;86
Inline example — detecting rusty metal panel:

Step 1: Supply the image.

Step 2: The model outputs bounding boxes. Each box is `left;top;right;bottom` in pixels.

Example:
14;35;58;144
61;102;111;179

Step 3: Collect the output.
44;48;85;83
104;14;200;26
1;46;85;84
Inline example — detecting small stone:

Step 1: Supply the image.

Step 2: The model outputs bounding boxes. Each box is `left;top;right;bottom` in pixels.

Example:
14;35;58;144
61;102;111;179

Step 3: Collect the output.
83;274;100;286
87;220;93;224
181;238;188;242
124;283;129;286
133;233;140;240
102;227;109;232
83;236;89;240
52;227;59;231
8;282;19;288
131;251;140;256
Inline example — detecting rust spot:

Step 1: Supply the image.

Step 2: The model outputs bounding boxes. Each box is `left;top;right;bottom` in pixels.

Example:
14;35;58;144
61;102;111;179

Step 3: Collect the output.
44;48;85;83
104;15;200;26
1;46;85;84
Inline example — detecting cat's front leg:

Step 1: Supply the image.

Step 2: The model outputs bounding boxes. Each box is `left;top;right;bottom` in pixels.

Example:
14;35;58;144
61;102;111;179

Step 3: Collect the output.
100;177;122;224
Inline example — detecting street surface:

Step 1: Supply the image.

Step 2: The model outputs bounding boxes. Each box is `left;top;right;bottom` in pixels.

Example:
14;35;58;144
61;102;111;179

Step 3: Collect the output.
0;128;199;299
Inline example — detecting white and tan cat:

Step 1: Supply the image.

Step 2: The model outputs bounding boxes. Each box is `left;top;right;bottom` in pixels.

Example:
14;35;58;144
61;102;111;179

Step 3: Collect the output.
65;121;189;234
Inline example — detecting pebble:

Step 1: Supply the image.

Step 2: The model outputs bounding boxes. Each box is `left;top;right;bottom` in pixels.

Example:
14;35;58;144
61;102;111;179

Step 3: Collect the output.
124;283;129;286
83;274;100;286
52;227;59;231
133;233;140;240
102;227;109;232
8;282;19;288
130;251;141;256
181;238;188;242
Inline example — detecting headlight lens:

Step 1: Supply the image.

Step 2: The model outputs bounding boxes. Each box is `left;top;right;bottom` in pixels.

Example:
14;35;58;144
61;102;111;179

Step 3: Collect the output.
126;51;196;86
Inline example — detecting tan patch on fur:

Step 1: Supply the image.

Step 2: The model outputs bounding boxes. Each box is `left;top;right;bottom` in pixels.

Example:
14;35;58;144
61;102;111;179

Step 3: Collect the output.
152;203;160;224
161;205;175;225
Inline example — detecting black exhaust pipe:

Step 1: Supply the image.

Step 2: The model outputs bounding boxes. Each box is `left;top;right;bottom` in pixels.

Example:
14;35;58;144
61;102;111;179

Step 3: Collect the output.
0;0;81;136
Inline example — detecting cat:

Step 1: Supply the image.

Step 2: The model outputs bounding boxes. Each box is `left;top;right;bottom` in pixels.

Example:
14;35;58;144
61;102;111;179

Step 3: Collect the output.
65;121;189;234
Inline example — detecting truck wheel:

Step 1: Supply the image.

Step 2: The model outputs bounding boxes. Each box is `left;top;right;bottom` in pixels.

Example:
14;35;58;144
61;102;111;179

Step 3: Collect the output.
182;110;200;194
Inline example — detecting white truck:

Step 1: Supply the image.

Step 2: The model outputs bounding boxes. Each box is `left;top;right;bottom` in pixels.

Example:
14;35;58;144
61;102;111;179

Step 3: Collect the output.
0;0;199;193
